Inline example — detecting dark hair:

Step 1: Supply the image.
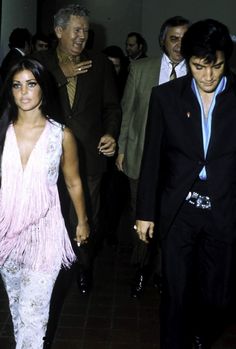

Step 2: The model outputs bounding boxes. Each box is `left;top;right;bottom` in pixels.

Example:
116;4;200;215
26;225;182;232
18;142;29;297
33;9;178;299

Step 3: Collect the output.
127;32;148;55
181;19;233;66
9;28;32;49
54;4;89;29
32;32;49;47
0;58;61;155
159;16;190;50
102;45;125;60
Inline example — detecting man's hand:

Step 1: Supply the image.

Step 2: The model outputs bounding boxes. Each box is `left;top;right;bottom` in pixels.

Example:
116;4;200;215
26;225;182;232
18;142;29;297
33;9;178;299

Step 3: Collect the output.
115;153;124;171
59;59;92;78
134;220;155;243
98;135;116;157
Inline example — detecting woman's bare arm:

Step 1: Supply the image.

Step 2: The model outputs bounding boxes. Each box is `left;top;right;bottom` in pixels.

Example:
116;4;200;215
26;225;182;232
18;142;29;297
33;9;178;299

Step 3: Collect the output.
60;127;90;244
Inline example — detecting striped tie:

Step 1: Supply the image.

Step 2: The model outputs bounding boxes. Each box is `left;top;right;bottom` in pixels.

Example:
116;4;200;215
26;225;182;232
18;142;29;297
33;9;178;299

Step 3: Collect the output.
67;76;77;108
67;56;81;108
169;62;177;80
56;48;80;108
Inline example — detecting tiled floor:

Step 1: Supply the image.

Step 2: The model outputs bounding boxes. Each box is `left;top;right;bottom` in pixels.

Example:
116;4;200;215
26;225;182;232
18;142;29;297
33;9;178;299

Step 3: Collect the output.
1;222;236;348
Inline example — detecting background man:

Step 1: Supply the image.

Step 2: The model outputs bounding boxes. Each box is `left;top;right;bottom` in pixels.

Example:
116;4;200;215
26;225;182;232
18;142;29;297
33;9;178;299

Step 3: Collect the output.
102;45;129;99
116;16;189;298
32;4;121;295
136;19;236;349
125;32;148;61
31;32;50;52
0;27;32;81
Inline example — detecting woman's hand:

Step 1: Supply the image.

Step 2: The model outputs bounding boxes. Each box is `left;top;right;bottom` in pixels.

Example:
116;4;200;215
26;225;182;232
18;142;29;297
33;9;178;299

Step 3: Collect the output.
74;221;90;246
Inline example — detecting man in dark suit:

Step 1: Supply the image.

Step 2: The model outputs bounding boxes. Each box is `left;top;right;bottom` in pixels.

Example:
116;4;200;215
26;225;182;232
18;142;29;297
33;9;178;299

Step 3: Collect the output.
1;28;32;81
135;19;236;349
116;16;189;298
32;4;121;295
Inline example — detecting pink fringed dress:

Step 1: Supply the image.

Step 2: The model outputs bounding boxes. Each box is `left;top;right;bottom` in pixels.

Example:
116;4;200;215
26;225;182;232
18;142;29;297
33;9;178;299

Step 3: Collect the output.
0;119;76;272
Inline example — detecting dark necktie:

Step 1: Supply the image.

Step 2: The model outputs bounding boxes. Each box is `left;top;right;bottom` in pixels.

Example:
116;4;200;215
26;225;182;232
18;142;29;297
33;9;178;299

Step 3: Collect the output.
169;62;177;80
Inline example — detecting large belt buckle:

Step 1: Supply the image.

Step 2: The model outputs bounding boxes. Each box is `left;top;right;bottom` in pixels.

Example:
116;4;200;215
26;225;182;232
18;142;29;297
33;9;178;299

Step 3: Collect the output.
197;194;211;210
186;191;211;210
187;191;198;206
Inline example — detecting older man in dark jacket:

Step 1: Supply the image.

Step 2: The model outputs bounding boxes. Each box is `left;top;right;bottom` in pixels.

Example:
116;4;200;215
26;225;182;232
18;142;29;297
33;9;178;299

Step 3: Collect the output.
32;4;121;295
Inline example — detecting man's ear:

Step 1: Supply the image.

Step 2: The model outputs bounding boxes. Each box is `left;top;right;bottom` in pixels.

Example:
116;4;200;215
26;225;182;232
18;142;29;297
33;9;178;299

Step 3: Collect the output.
55;26;63;39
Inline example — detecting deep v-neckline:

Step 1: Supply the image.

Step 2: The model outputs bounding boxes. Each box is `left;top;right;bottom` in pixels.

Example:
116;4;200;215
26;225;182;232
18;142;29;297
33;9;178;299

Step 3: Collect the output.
12;120;48;171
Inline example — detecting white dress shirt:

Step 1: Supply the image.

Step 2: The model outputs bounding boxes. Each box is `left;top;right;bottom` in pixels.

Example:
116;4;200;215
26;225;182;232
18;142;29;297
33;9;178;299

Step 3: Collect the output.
14;47;25;56
158;53;187;85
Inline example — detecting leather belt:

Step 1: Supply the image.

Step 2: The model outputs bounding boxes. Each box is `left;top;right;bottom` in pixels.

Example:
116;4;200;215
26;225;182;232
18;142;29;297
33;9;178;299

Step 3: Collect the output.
185;191;211;210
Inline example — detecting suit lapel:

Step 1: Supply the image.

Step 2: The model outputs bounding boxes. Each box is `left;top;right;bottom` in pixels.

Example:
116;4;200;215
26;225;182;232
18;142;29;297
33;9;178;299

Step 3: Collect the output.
207;80;236;159
150;58;161;87
136;58;161;104
180;79;205;158
49;50;72;116
72;52;90;112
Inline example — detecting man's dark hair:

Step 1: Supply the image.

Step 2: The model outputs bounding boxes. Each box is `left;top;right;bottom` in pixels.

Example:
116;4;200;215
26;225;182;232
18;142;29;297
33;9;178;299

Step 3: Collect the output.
0;58;61;157
102;45;125;60
181;19;233;65
159;16;190;51
8;28;32;49
32;32;49;47
127;32;148;55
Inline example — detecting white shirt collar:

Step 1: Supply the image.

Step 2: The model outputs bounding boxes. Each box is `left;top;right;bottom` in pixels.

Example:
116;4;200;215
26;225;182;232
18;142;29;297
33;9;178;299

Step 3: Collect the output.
162;53;185;70
14;48;25;56
158;53;187;85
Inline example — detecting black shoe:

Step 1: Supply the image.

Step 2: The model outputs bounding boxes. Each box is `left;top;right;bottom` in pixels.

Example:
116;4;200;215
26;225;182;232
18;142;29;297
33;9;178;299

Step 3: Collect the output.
130;270;145;298
193;335;211;349
77;270;91;295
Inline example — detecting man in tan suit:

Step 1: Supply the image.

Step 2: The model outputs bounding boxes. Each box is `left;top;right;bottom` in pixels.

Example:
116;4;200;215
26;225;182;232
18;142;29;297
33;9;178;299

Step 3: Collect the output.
116;16;189;297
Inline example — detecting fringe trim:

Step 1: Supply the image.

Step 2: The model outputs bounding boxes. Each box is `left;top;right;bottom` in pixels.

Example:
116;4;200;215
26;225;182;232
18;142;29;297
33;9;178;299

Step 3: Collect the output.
0;121;76;272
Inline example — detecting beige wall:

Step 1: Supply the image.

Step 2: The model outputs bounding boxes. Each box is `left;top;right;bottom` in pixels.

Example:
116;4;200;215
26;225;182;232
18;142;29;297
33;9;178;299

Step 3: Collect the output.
38;0;143;53
142;0;236;57
84;0;143;52
0;0;235;61
39;0;236;57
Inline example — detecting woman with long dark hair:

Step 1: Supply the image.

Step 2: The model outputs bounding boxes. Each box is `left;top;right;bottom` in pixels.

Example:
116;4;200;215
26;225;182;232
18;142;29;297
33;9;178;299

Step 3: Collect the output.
0;58;90;348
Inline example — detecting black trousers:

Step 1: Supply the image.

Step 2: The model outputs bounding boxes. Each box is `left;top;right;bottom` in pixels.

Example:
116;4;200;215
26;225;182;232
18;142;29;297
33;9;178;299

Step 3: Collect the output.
160;196;236;349
58;169;103;269
70;174;103;270
129;178;160;273
45;174;102;346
